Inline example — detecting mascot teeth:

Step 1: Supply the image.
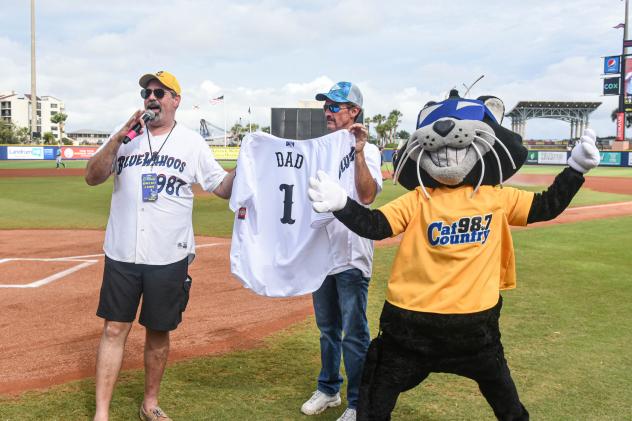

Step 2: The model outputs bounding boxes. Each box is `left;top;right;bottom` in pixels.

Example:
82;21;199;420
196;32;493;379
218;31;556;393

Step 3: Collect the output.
430;146;468;167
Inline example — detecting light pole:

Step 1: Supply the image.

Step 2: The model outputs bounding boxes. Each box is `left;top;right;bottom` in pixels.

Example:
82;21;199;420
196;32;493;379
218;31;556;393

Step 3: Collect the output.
30;0;37;142
620;0;629;114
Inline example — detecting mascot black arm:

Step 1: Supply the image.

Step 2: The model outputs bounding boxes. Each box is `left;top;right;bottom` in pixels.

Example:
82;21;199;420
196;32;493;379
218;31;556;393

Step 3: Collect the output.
527;167;585;224
331;167;583;236
333;200;393;240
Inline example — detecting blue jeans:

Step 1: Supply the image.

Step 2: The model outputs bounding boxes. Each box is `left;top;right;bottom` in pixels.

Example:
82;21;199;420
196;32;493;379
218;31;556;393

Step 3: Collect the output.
313;268;370;409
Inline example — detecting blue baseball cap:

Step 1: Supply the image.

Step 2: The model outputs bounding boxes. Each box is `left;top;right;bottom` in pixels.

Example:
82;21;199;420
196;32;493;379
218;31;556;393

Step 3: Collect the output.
315;82;363;107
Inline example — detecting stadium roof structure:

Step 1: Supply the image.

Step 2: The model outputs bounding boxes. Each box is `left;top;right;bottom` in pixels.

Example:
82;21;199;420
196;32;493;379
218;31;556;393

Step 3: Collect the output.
505;100;601;140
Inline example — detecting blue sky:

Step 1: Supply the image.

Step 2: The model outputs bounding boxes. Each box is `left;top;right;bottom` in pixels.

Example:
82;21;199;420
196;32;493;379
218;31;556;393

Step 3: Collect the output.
0;0;627;139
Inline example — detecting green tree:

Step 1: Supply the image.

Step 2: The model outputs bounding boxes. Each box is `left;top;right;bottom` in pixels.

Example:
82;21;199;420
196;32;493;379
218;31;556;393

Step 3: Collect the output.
0;121;18;144
364;116;377;143
230;122;245;144
50;112;68;142
386;110;403;144
15;127;30;144
42;131;56;144
230;122;269;143
397;129;410;140
371;114;386;145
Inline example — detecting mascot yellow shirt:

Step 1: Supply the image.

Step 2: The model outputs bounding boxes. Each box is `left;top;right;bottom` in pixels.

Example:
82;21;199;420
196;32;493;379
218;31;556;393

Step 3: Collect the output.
379;185;534;314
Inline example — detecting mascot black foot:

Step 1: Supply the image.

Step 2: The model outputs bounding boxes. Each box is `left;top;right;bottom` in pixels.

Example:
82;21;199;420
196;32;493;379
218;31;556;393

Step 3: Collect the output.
308;90;600;421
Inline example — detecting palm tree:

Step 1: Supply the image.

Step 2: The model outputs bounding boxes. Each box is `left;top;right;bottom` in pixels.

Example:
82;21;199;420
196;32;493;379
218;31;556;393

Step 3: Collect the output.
51;112;68;143
230;122;244;143
386;110;403;144
364;116;373;141
371;114;386;145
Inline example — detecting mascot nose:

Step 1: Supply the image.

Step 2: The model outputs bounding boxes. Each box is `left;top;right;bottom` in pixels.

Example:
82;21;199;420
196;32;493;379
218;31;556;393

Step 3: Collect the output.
432;120;455;137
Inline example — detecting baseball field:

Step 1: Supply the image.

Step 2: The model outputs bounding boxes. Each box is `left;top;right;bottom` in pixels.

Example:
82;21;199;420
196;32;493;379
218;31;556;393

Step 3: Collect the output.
0;162;631;420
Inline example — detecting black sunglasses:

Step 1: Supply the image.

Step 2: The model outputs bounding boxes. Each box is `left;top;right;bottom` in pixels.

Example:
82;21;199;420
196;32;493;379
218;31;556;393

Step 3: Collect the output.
323;103;351;113
140;88;175;99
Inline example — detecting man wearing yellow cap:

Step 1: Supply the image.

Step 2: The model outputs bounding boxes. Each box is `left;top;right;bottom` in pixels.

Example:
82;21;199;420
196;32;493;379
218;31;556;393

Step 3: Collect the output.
86;71;235;421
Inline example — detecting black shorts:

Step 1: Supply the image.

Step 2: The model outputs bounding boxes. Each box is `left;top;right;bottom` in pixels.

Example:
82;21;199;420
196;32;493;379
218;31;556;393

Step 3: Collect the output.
96;256;192;331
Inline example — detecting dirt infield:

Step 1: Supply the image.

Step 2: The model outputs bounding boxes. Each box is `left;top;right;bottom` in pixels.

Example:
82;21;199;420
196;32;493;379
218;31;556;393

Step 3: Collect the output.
0;231;312;395
1;169;632;396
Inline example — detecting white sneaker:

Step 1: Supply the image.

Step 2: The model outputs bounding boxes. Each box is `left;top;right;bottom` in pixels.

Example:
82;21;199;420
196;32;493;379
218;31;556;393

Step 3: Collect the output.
336;408;356;421
300;390;341;415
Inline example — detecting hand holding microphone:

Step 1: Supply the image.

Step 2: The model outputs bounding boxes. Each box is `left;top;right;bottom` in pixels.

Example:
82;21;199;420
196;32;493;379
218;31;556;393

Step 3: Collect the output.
121;109;156;144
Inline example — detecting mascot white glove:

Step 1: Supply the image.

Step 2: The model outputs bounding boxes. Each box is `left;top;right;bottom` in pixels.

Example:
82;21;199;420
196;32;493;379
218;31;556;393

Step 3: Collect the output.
567;128;600;174
308;170;348;213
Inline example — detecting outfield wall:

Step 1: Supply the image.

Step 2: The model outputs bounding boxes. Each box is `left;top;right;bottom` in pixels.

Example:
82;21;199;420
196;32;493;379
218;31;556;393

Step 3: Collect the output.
0;145;99;160
1;146;631;167
0;145;241;161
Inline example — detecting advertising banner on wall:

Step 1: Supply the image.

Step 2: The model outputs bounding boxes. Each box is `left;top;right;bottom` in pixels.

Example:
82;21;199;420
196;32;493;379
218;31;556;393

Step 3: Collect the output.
624;57;632;112
537;151;567;165
526;151;538;164
599;152;622;166
617;112;625;140
43;147;56;160
604;56;621;74
7;146;44;160
603;77;620;95
628;153;632;166
210;146;240;160
61;146;98;160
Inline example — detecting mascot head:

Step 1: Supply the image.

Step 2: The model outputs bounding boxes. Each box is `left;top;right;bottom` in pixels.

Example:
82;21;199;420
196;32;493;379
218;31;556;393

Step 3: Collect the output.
393;90;528;195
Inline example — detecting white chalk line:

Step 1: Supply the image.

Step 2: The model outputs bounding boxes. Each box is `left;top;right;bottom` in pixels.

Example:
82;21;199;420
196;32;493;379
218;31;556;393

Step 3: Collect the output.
567;201;632;212
0;242;225;289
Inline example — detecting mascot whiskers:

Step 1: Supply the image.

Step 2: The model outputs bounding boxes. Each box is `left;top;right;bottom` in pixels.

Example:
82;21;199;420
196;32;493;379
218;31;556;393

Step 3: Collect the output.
308;89;600;421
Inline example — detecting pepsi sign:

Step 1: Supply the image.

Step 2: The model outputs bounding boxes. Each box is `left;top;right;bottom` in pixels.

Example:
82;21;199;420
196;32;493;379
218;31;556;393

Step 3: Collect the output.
603;77;620;95
604;56;621;74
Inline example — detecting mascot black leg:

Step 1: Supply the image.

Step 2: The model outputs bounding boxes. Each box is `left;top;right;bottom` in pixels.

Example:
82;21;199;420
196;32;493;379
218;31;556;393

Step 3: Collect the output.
467;347;529;421
451;300;529;421
357;334;429;421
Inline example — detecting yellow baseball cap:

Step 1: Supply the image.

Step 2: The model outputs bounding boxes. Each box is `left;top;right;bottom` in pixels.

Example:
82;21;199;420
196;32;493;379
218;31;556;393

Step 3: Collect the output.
139;70;181;95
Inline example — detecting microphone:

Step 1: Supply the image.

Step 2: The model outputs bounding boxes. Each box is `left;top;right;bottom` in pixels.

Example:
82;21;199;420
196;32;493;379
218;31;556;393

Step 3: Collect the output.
122;110;156;144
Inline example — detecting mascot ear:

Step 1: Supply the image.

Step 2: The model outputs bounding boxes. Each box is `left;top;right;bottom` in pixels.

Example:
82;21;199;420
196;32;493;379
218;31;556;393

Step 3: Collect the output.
478;96;505;125
416;101;438;129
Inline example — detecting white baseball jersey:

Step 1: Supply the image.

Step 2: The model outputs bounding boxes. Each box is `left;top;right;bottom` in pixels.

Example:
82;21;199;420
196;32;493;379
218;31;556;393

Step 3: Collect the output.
101;123;227;265
229;131;355;297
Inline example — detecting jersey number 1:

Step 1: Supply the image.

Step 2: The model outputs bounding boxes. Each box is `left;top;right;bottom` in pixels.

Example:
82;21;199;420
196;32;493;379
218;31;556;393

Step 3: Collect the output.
279;184;295;224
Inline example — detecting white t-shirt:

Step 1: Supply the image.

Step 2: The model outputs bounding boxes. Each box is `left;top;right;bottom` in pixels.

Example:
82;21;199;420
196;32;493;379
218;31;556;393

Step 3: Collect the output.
101;123;227;265
229;131;356;297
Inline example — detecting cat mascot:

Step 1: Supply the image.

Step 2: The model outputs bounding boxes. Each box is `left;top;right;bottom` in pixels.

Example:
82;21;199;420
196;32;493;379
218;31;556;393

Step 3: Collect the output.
308;89;600;421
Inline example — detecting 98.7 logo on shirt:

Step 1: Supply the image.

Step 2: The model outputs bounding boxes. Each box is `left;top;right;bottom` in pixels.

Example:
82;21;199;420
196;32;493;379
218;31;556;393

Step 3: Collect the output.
155;174;187;196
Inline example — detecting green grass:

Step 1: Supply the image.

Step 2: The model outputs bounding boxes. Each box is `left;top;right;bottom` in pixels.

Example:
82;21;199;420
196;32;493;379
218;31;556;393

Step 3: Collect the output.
517;164;632;177
0;177;113;229
0;160;89;169
1;217;631;420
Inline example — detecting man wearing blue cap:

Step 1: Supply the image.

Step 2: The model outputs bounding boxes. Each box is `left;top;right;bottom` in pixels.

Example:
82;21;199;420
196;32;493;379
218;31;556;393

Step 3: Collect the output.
301;82;383;421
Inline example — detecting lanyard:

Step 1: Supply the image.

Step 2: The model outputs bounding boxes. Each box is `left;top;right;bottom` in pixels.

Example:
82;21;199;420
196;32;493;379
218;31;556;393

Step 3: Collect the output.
147;121;177;171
